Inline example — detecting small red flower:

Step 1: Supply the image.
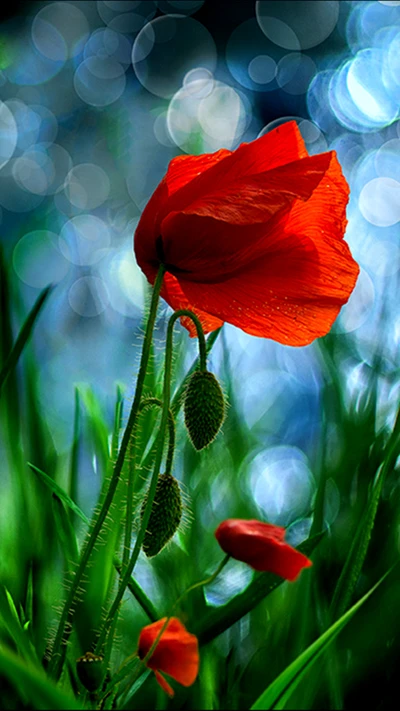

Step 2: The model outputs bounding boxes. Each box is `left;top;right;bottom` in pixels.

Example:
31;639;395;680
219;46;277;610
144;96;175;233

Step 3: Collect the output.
134;121;359;346
138;617;199;697
215;519;312;581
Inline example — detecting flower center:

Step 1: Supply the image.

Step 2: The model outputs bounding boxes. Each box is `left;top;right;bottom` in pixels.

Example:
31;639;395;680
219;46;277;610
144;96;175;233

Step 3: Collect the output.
156;236;189;275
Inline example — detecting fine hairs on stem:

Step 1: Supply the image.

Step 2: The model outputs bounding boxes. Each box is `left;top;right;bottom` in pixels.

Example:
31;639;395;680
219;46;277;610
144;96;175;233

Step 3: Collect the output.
48;266;165;680
94;309;208;655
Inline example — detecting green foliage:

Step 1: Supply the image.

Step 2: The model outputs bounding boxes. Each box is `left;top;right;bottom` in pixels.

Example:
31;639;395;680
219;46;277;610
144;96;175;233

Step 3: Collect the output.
251;569;393;710
0;253;399;710
0;644;82;710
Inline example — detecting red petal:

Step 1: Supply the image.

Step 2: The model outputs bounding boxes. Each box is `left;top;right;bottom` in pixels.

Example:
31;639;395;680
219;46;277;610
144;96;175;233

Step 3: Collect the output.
150;636;199;686
160;152;334;280
215;519;312;581
134;122;310;285
216;519;286;545
134;150;231;269
171;154;357;345
138;618;199;688
165;149;231;195
154;671;174;697
162;272;224;336
163;121;309;217
285;149;349;241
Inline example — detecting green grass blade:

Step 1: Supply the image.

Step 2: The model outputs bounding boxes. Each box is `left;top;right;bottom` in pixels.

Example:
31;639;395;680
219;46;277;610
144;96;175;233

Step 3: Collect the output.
250;568;393;710
52;497;80;568
28;463;90;525
0;643;83;710
330;406;400;621
27;462;158;621
69;387;81;508
0;588;39;666
194;534;323;646
0;284;53;395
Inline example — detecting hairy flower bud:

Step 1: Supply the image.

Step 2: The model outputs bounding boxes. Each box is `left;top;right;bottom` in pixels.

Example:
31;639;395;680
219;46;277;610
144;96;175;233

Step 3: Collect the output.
142;473;182;557
184;370;225;450
76;652;104;692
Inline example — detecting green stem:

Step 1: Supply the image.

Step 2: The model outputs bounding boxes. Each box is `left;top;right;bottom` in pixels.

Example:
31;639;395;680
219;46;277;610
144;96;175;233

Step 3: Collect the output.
115;563;158;622
138;328;222;477
171;554;231;612
48;266;165;680
94;314;176;654
95;310;201;654
123;398;175;572
143;556;231;668
110;398;176;649
117;556;231;697
139;398;176;476
173;309;207;371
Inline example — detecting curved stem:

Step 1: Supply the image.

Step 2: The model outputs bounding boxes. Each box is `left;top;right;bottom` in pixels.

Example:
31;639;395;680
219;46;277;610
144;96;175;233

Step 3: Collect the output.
139;398;176;476
48;266;165;680
94;311;187;654
172;554;231;609
140;555;231;670
117;555;231;697
173;309;207;371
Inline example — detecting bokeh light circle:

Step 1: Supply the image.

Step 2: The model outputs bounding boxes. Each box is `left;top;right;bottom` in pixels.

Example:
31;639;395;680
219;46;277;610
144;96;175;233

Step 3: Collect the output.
337;268;374;334
68;276;110;317
157;0;204;15
99;242;147;317
329;50;399;132
258;116;328;154
359;238;400;278
276;52;316;95
132;15;217;98
167;77;249;153
248;55;276;84
64;163;110;210
74;56;126;107
4;100;41;152
0;159;45;213
97;1;157;34
59;215;111;266
249;446;315;526
84;28;132;65
32;2;90;61
256;0;339;51
13;230;69;288
0;101;18;169
226;18;282;93
12;151;53;196
359;177;400;227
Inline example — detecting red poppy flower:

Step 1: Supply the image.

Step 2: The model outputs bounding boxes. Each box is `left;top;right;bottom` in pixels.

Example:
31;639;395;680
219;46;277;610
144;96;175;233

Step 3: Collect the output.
138;617;199;697
215;519;312;581
134;121;359;346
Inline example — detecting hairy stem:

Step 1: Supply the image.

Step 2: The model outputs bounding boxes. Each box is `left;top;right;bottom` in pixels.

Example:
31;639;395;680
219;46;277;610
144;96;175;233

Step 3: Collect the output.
48;266;165;679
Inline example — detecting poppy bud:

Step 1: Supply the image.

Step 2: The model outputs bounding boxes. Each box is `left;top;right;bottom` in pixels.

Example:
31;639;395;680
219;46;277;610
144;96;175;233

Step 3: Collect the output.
76;652;104;692
184;370;225;450
141;473;182;557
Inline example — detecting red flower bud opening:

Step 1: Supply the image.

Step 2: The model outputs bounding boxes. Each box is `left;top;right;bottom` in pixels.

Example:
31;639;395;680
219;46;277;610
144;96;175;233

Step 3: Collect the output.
215;519;312;581
138;617;199;697
134;121;359;346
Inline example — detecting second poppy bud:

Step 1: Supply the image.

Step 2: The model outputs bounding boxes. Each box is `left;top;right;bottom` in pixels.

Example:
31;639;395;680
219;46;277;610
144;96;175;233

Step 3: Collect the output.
184;370;225;451
141;473;183;557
